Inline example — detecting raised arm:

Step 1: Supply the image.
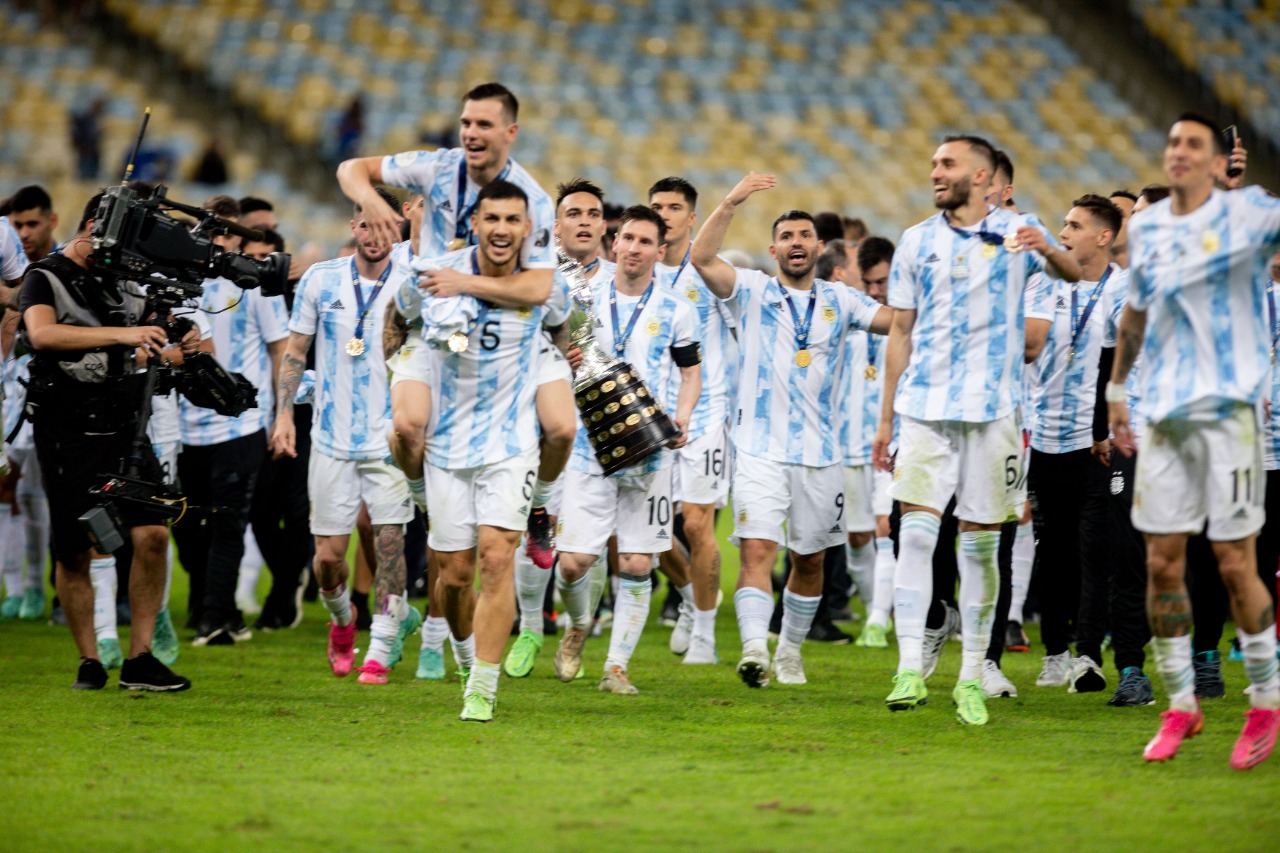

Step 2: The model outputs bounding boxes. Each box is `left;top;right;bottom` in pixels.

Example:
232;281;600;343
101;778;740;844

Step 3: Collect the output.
421;267;552;308
691;172;777;299
335;155;404;250
872;307;915;471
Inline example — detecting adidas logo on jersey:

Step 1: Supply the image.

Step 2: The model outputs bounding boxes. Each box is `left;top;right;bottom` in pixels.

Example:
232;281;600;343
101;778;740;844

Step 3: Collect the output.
329;299;346;310
1110;474;1125;495
401;498;411;509
656;529;669;540
518;505;529;516
828;524;842;534
1232;507;1250;520
1055;296;1067;310
923;253;941;264
440;199;452;212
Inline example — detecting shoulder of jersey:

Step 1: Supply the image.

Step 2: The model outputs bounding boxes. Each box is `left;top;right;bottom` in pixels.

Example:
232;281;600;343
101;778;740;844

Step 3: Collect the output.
310;256;350;274
506;158;552;200
425;246;473;270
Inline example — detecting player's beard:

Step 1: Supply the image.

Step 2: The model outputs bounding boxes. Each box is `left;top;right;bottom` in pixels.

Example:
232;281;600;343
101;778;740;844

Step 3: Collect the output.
357;243;388;264
781;253;816;280
934;176;971;211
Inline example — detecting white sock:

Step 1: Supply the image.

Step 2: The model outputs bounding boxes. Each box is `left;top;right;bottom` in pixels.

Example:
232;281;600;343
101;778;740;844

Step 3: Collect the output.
515;548;550;635
693;607;717;642
420;615;449;652
235;563;261;609
1238;625;1280;709
467;659;501;700
895;512;940;673
1152;635;1197;712
407;476;427;511
605;573;651;670
610;573;621;602
1008;520;1034;623
586;552;609;616
161;538;174;610
777;589;820;655
90;556;118;641
0;505;22;597
451;633;476;670
734;586;773;653
557;570;594;631
869;535;895;627
320;582;353;627
20;488;48;592
530;478;555;509
366;614;399;667
957;530;1000;682
676;582;694;612
846;541;876;605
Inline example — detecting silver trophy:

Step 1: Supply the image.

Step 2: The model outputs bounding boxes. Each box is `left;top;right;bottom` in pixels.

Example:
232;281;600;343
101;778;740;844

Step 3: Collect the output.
557;247;679;475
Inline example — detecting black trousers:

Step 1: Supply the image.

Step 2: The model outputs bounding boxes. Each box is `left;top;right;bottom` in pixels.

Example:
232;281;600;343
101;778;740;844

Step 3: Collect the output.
248;407;313;614
173;431;267;626
1253;469;1280;615
1107;451;1150;672
1028;447;1109;658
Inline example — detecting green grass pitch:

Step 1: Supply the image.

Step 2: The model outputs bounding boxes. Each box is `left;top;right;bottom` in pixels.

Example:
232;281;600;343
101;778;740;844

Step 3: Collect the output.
1;516;1277;851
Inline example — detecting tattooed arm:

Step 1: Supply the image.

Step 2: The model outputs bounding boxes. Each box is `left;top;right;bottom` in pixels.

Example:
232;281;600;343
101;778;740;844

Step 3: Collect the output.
268;331;314;459
383;300;410;360
1107;304;1147;457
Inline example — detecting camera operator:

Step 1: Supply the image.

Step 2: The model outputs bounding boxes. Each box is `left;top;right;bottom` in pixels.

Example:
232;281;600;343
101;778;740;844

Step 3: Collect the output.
18;191;193;691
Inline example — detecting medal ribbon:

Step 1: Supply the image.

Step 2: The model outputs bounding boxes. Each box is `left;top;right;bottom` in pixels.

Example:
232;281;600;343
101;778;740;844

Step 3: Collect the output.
943;208;1004;245
866;332;879;370
350;257;392;343
1268;280;1279;361
778;279;818;358
609;276;656;356
454;158;513;243
1068;265;1112;361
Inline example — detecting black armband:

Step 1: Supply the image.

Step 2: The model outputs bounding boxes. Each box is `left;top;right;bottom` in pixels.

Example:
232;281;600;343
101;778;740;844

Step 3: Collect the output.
670;342;702;367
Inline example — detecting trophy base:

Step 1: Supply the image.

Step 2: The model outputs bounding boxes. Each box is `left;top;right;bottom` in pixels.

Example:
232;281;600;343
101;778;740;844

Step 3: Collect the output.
575;362;680;476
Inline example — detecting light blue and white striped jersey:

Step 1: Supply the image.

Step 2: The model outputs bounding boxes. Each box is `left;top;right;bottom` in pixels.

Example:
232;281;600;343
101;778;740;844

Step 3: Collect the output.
2;353;32;451
414;247;554;469
1102;283;1146;445
389;239;415;274
150;310;212;448
890;207;1058;423
567;275;699;478
551;256;614;326
379;148;555;271
1128;187;1280;424
659;250;736;441
839;328;888;466
1265;281;1280;469
1024;265;1127;454
727;268;882;467
179;278;289;446
290;256;407;460
0;216;28;281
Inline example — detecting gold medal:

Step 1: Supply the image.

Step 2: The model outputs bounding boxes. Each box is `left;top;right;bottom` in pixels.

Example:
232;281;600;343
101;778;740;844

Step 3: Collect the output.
795;349;812;368
865;364;878;381
982;243;997;259
447;238;468;252
1002;234;1023;254
447;332;469;353
345;337;366;357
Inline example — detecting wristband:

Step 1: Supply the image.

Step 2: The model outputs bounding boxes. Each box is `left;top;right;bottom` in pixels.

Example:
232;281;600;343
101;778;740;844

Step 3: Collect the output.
1104;381;1128;404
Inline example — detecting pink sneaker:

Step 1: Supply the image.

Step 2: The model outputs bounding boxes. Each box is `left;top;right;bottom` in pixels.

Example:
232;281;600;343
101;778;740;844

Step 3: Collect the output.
525;507;556;570
356;660;390;685
328;622;357;677
1230;707;1280;770
1143;706;1204;762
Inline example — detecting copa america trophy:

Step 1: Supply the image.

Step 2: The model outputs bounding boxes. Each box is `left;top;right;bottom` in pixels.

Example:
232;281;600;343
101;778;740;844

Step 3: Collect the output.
559;248;680;475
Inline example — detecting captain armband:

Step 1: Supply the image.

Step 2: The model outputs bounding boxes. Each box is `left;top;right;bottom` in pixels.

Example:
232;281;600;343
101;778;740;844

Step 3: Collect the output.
670;342;702;367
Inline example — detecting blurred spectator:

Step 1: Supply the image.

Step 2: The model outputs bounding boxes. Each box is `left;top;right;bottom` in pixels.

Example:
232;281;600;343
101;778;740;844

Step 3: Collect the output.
192;136;229;185
814;211;844;244
336;95;364;163
842;216;868;244
70;98;104;181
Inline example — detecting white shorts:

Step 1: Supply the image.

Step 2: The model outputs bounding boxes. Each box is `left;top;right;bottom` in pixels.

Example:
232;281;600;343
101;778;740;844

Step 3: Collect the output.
151;440;180;486
843;464;876;533
673;422;731;506
537;336;572;386
733;452;844;555
872;467;893;517
891;413;1024;525
426;446;539;551
309;454;414;535
1134;404;1265;541
387;339;437;388
557;466;674;556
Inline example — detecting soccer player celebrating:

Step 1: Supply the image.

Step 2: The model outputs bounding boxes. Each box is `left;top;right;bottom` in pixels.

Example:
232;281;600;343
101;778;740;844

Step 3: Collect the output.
692;173;890;688
650;176;736;664
270;191;415;684
873;135;1080;726
553;205;701;694
391;180;558;721
1108;113;1280;768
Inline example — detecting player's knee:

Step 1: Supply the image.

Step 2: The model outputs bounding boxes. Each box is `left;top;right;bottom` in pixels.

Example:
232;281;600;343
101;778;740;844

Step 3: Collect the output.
848;530;874;548
133;526;169;563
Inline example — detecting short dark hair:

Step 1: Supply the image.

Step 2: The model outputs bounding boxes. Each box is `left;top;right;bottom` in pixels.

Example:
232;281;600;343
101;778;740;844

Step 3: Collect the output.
475;179;529;214
942;134;998;172
556;177;605;210
619;204;667;244
78;190;106;233
857;236;896;274
771;209;817;239
842;216;868;242
993;149;1014;184
813;211;844;245
8;185;53;214
354;186;400;218
1175;111;1225;154
1140;183;1171;205
464;82;518;123
203;194;240;219
247;227;285;253
238;196;274;215
815;239;851;280
1072;193;1123;238
1109;189;1138;204
647;176;697;208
